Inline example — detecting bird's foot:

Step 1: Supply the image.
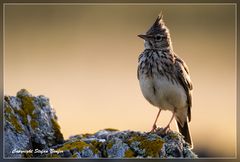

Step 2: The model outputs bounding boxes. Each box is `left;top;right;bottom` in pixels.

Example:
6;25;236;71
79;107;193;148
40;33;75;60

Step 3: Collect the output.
155;125;171;135
149;124;157;133
161;125;170;134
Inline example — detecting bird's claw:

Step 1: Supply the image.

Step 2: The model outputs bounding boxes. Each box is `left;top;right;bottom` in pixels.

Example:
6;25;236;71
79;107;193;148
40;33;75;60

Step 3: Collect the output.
150;124;157;133
161;125;170;134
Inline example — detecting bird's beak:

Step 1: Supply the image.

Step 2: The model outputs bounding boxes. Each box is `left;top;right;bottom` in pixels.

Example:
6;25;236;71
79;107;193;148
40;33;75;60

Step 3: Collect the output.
138;34;151;40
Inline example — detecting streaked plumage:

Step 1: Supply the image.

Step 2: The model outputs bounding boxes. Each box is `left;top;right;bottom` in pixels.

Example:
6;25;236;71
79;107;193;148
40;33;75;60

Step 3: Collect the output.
137;14;193;148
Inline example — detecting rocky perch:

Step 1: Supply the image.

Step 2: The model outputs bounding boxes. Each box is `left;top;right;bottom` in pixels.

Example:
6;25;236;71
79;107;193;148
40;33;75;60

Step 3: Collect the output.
4;89;197;158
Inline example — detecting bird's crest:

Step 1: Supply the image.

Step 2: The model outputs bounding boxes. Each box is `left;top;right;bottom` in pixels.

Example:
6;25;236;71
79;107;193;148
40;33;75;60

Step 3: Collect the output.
146;12;166;35
154;12;163;25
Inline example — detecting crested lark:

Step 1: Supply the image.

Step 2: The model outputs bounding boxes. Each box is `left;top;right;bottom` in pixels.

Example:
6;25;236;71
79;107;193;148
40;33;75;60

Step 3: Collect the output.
137;14;193;148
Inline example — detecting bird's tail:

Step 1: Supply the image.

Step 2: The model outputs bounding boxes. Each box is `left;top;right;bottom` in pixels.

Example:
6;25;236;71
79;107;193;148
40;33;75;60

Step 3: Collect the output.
177;121;193;148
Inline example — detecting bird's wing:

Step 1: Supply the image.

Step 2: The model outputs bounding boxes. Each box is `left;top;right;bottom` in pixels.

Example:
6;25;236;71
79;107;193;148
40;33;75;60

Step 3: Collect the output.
174;55;193;122
137;53;144;80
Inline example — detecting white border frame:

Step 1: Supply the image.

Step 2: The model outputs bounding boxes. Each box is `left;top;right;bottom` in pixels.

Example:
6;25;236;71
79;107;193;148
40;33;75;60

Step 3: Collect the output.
2;2;237;159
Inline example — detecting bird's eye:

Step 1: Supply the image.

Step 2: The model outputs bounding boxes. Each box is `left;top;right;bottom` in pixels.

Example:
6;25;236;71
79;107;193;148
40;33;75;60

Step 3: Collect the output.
156;35;162;40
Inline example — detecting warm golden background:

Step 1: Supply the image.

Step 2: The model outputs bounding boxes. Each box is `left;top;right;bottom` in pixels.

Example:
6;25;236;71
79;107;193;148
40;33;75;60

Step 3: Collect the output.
4;4;236;157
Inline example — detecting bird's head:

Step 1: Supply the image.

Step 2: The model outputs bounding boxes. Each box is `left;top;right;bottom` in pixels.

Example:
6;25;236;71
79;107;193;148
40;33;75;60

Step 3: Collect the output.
138;13;172;50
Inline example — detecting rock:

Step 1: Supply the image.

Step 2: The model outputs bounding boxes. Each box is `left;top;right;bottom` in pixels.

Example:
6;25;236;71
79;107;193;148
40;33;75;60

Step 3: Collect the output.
51;129;197;158
4;89;197;158
4;89;64;158
106;137;130;158
63;150;72;157
16;89;32;98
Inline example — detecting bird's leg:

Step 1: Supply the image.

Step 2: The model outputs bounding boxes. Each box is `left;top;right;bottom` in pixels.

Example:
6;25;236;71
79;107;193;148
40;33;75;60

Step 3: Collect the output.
163;111;175;133
150;109;161;132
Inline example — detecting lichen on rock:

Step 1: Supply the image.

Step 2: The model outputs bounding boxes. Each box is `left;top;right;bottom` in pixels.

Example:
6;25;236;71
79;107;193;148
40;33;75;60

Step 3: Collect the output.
51;129;197;158
127;133;164;157
4;89;197;159
4;89;64;158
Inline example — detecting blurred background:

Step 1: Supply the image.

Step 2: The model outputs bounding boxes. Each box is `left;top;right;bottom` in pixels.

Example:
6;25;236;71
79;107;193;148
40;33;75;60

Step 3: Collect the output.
4;4;236;157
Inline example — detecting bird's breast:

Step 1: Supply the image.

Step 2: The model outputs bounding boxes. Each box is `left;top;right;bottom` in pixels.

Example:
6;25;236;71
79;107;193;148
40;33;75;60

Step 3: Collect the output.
139;71;187;112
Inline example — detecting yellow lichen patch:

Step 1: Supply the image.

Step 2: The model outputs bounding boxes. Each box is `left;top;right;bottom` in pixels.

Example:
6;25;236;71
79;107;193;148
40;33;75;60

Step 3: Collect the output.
5;91;38;131
17;89;30;97
51;119;64;142
58;140;88;152
82;133;93;138
4;103;24;133
30;120;39;129
17;96;38;127
51;119;60;130
89;145;99;155
106;141;113;149
169;133;179;139
142;138;164;157
31;113;38;119
5;110;23;133
104;128;119;132
4;106;12;114
124;149;135;158
15;109;25;119
90;140;102;154
10;115;23;133
20;96;35;115
57;140;100;156
13;109;28;125
127;135;164;157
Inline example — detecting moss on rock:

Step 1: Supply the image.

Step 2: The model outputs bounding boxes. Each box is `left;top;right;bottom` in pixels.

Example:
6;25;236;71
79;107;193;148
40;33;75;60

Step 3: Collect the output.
20;96;35;115
104;128;119;132
124;149;135;157
128;135;164;157
82;133;93;138
106;141;114;149
56;139;101;157
51;119;64;143
4;106;12;114
5;106;23;133
4;89;67;158
8;115;23;133
89;140;102;154
15;95;40;130
4;90;197;158
30;120;39;129
58;140;88;152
